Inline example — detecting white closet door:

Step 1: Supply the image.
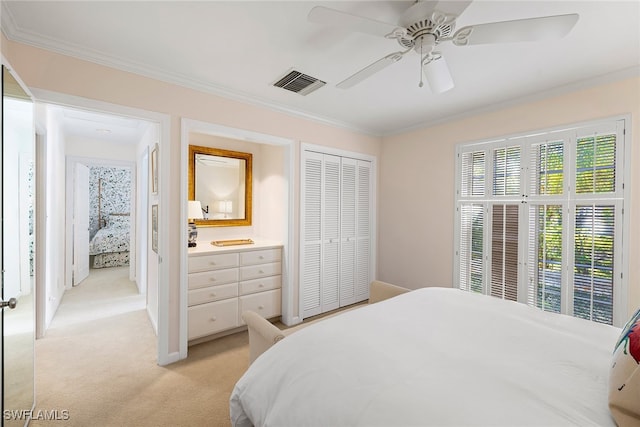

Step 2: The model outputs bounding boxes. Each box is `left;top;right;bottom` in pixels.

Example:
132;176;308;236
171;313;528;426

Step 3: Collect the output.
355;160;372;300
322;154;341;312
301;152;322;317
340;157;357;306
301;149;374;319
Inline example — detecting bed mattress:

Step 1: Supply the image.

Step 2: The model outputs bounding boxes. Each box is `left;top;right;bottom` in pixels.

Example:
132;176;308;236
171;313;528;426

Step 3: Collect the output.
230;287;620;426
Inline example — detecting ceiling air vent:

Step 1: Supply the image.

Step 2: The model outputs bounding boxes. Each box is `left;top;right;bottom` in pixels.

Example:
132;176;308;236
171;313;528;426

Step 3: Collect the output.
273;70;325;96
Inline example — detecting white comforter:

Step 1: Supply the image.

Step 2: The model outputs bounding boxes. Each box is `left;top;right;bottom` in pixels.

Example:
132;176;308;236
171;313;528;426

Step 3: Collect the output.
230;287;620;426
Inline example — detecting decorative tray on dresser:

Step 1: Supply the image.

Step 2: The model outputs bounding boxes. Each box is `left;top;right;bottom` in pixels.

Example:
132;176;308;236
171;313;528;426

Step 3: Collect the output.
187;239;283;343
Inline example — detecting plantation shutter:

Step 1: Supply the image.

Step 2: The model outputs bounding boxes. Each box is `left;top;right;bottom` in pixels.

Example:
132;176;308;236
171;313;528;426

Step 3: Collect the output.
529;140;564;196
575;133;616;194
493;146;521;196
573;204;615;324
459;204;484;294
456;119;626;326
461;151;485;197
571;124;621;325
491;204;519;301
458;149;486;295
526;204;563;313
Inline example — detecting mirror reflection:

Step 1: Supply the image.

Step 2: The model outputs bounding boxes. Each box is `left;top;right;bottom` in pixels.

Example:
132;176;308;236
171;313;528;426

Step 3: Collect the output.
188;145;252;227
2;64;36;425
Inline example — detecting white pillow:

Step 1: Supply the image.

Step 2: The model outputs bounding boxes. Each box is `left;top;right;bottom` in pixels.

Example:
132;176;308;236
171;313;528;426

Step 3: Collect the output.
609;307;640;426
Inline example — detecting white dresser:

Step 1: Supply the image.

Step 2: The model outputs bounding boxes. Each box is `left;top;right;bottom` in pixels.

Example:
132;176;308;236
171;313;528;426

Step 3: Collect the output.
187;241;283;342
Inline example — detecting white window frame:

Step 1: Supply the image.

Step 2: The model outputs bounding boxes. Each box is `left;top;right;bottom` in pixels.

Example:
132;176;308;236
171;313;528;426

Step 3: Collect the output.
454;116;630;326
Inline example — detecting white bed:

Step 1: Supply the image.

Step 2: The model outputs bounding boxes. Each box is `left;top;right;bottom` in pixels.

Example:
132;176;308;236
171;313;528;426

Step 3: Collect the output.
230;287;621;426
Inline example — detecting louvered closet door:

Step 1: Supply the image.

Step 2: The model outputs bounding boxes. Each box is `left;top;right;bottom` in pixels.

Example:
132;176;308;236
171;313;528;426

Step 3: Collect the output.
322;154;341;312
301;150;373;318
340;157;357;306
355;160;372;301
301;152;322;317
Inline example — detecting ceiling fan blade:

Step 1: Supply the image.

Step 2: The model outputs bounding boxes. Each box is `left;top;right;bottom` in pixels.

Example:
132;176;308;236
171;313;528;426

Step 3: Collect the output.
399;1;438;27
337;52;405;89
423;57;454;93
308;6;399;38
453;14;579;46
433;0;473;18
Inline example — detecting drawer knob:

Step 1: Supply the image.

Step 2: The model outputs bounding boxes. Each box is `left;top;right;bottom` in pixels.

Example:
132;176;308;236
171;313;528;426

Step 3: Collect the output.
259;270;264;274
258;305;264;310
210;316;217;322
210;293;217;297
259;283;264;288
210;261;216;265
209;277;216;282
259;255;264;259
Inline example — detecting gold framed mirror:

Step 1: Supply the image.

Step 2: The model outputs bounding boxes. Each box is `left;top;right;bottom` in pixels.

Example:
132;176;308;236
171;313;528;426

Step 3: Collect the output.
188;145;252;227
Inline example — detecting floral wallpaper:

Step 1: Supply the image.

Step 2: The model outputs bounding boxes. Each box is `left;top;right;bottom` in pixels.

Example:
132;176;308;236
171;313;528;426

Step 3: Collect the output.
89;166;131;239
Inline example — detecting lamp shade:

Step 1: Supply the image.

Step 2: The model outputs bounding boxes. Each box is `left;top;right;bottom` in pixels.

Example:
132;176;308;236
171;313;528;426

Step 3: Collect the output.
188;200;204;220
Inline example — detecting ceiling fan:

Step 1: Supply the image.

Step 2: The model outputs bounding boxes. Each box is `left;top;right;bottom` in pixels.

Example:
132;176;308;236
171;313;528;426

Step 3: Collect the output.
308;1;579;93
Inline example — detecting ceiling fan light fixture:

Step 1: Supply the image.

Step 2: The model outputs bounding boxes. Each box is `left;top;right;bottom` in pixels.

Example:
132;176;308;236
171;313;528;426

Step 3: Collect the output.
423;56;454;93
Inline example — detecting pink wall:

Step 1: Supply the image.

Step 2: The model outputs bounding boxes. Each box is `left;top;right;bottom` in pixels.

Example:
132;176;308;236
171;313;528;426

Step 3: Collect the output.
2;36;381;357
380;75;640;318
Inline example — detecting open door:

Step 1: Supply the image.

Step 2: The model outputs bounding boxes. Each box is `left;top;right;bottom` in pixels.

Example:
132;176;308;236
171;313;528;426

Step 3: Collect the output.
73;163;90;285
2;64;36;425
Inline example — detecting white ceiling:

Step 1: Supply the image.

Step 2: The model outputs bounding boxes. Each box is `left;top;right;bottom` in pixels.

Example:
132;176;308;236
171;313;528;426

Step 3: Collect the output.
56;106;150;145
2;1;639;136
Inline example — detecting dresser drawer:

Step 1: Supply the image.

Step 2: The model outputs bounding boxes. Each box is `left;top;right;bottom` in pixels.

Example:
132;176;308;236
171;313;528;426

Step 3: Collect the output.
240;248;282;266
188;268;238;289
238;289;281;325
240;262;281;281
188;252;239;273
239;275;281;296
188;283;238;306
188;299;238;340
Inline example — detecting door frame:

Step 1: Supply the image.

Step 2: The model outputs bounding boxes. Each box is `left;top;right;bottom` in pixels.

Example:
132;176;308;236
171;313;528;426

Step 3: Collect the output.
31;88;172;365
65;157;136;288
1;56;38;423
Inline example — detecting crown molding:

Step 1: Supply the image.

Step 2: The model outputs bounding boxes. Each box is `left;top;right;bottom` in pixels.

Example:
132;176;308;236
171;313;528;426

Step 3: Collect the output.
1;5;380;138
385;65;640;138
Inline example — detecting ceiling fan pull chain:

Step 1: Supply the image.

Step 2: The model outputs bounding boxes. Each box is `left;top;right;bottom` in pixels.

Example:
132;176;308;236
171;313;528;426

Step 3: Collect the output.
419;41;424;87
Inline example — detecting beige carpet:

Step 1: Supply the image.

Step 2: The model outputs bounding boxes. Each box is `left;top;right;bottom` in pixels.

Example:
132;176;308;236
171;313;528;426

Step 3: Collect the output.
32;267;362;427
33;267;248;427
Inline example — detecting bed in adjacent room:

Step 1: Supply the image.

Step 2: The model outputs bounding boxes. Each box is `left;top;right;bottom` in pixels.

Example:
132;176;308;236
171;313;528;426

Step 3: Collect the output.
230;286;639;426
89;213;130;268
